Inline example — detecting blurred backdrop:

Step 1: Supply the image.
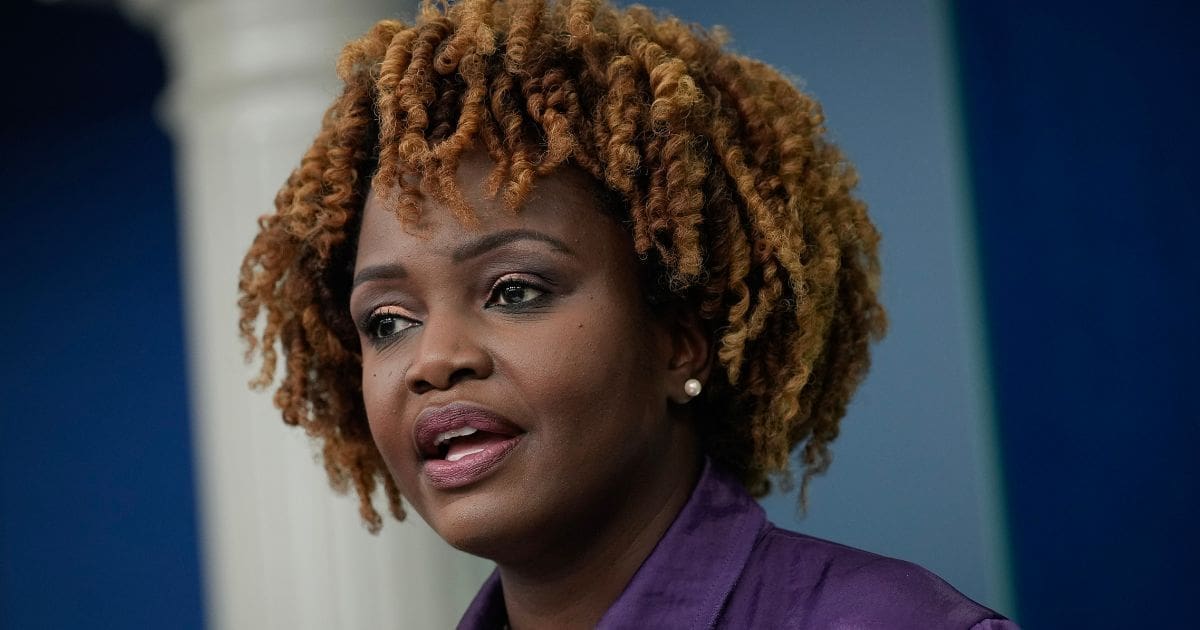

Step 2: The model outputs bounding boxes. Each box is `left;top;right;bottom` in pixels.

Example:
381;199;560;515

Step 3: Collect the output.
1;0;1196;628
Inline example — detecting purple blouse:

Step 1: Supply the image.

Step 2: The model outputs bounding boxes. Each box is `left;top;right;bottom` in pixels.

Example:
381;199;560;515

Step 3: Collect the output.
459;459;1018;629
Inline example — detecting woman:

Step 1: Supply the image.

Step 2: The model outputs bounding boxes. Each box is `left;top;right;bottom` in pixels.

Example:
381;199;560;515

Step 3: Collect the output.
239;1;1016;627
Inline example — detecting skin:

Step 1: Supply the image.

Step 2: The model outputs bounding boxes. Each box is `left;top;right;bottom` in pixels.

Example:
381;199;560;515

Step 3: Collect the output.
350;151;711;629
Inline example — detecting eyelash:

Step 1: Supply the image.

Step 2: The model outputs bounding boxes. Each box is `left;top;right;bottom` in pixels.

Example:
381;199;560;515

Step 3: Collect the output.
364;308;417;344
486;275;549;309
362;275;552;346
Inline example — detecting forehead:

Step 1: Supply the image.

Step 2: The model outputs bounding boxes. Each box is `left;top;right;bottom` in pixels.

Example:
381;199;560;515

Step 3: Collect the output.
356;152;621;264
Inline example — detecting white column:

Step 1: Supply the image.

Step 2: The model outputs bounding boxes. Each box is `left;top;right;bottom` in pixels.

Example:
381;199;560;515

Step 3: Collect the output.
118;1;492;628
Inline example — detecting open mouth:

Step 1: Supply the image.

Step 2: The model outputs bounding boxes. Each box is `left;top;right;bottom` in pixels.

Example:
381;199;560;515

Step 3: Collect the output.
414;403;524;489
433;426;517;462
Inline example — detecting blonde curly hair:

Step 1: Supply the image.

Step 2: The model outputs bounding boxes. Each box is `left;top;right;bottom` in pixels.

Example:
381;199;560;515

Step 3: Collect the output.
239;0;886;532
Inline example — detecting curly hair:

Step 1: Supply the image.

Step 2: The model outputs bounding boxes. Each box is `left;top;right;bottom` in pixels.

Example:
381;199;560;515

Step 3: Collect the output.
238;0;886;533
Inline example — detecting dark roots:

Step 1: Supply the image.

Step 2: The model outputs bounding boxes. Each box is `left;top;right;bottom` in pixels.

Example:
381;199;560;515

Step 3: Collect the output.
238;0;886;532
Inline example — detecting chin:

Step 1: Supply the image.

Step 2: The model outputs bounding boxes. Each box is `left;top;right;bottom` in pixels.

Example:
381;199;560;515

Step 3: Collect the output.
421;486;540;562
438;524;506;559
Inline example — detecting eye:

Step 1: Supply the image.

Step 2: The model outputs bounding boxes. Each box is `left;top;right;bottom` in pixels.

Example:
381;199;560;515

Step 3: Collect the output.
367;311;418;340
488;279;545;307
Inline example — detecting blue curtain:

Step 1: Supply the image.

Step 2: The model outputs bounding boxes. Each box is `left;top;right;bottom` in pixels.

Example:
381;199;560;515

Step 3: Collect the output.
0;3;203;628
952;1;1200;627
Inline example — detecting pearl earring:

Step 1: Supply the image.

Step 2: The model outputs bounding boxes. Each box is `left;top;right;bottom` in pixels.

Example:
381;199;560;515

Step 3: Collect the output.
683;378;703;398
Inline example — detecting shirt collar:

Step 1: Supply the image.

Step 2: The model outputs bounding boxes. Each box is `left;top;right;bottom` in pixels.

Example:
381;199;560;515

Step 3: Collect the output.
457;458;766;629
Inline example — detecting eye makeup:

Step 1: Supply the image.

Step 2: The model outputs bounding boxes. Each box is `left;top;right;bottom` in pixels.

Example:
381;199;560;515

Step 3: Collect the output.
361;305;420;347
485;273;554;310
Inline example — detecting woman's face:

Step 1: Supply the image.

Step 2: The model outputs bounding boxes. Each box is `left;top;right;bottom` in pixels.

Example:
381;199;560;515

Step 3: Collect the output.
350;152;701;564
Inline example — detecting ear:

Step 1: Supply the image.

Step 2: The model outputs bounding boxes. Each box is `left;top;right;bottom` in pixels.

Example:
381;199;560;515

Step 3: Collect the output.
662;307;713;405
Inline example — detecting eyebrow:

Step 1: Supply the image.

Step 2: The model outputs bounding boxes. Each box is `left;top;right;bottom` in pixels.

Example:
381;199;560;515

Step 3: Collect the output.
352;229;574;289
451;229;574;262
352;263;407;288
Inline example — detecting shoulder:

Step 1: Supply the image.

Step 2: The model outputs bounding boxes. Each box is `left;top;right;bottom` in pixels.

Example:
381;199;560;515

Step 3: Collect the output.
718;525;1017;630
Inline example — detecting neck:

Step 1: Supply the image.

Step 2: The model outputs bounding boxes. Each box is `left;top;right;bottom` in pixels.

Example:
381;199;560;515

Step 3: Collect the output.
498;428;701;630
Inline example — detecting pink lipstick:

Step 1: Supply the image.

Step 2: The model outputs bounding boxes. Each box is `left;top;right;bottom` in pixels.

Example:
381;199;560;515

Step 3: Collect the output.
413;403;524;490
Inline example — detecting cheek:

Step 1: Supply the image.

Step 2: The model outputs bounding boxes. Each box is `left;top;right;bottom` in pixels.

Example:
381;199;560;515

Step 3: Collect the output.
360;361;416;479
503;293;662;438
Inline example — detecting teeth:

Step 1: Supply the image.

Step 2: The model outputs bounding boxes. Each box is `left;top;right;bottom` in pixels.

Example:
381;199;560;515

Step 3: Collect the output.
433;426;478;447
445;447;487;462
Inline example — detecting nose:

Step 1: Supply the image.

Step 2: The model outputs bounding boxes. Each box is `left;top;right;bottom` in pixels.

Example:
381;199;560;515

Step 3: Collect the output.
403;309;493;394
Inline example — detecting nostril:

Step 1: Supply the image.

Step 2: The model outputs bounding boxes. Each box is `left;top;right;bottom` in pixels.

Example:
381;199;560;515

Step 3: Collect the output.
447;366;478;387
402;327;492;392
404;367;479;394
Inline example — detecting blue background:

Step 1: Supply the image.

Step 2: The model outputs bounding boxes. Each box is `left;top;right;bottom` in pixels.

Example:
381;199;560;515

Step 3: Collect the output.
0;3;203;629
2;1;1197;628
953;2;1199;627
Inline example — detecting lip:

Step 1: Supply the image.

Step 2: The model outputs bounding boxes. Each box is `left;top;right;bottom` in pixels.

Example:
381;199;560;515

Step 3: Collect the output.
413;403;524;490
